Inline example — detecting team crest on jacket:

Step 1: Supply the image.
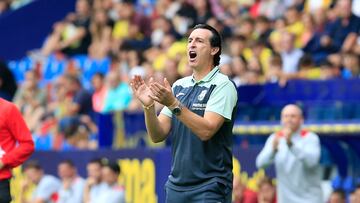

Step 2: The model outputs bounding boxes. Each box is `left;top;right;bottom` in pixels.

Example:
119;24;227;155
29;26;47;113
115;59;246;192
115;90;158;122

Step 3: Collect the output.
198;90;207;101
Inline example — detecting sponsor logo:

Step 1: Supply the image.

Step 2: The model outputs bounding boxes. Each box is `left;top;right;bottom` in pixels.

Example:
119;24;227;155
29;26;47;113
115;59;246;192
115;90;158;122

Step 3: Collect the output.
198;90;207;101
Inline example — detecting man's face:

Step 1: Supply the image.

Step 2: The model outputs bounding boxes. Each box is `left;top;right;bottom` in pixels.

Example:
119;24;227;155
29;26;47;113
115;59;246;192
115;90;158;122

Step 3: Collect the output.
337;0;351;18
101;167;118;185
281;105;303;132
58;163;75;180
87;163;102;181
187;28;215;69
24;168;42;184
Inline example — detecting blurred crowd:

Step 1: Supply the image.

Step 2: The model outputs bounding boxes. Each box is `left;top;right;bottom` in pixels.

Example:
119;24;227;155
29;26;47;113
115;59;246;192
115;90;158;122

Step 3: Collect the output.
1;0;360;150
19;159;125;203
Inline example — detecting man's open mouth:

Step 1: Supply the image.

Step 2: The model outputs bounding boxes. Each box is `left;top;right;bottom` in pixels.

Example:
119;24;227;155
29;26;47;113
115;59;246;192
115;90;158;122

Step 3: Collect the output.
189;51;197;59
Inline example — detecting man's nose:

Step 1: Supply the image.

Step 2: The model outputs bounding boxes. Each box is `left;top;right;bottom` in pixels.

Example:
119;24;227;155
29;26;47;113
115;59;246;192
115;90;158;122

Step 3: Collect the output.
189;41;196;47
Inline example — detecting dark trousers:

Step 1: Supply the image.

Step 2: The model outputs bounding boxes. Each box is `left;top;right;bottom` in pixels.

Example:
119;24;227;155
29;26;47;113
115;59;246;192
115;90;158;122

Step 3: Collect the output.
165;182;232;203
0;179;11;203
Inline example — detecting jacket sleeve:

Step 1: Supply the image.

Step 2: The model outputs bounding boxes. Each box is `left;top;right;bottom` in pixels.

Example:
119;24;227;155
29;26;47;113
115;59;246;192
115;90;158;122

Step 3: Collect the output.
1;104;34;168
289;132;321;168
256;134;276;169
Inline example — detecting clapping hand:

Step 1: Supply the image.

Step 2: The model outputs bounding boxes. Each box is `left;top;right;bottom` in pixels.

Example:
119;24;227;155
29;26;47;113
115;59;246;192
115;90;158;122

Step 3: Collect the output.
130;75;154;107
149;78;176;107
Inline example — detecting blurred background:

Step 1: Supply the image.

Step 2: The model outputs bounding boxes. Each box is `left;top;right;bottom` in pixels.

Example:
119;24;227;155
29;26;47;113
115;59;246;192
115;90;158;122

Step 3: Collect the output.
0;0;360;202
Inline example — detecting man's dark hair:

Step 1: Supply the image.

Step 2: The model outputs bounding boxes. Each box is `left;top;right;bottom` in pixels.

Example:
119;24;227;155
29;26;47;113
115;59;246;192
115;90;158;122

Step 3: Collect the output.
23;160;43;172
104;161;121;175
88;158;105;167
193;24;222;67
59;159;75;168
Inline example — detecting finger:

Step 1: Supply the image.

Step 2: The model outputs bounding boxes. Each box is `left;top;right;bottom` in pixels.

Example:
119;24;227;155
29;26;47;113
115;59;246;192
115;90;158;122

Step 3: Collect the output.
130;82;137;92
150;83;163;93
149;86;161;97
149;77;154;84
164;78;172;90
152;82;166;92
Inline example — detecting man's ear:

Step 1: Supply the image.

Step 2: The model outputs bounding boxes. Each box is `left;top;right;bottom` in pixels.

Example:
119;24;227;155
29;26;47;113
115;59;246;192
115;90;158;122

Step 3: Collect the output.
211;47;220;56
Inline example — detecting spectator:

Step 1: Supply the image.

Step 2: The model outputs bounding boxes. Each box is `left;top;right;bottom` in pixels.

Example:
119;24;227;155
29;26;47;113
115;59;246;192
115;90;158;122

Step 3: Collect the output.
342;52;360;78
84;160;125;203
232;175;258;203
300;13;316;48
228;35;247;59
265;53;285;85
20;160;61;203
57;160;85;203
58;74;93;147
235;17;255;42
258;0;286;20
193;0;213;25
243;40;272;76
232;55;248;87
111;0;152;52
91;73;107;113
41;0;92;57
257;177;276;203
254;16;272;48
298;54;321;80
320;0;360;54
269;17;287;53
102;70;132;113
83;159;103;203
256;104;323;203
172;1;197;35
319;60;341;80
151;16;180;47
13;70;46;133
61;115;97;150
280;32;304;74
62;74;93;117
284;6;304;48
328;189;346;203
88;9;113;59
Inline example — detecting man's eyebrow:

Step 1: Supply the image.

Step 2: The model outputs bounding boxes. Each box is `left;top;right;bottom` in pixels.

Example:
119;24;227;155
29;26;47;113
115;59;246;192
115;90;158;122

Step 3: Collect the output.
188;36;205;41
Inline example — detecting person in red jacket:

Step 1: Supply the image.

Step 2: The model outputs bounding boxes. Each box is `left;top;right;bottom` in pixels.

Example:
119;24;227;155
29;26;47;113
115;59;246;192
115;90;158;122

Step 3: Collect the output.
0;98;35;203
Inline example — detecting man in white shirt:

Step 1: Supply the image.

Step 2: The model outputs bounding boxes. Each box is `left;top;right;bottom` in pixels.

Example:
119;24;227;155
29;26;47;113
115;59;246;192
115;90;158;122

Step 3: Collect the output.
83;159;103;203
57;160;85;203
96;162;125;203
84;160;125;203
256;104;323;203
20;160;61;203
